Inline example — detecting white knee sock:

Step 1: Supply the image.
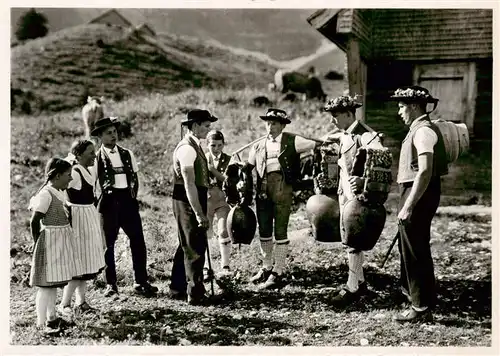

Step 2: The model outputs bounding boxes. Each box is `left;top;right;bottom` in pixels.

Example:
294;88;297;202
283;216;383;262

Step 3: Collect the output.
347;251;363;292
46;288;57;322
273;240;289;275
259;237;274;270
60;280;78;307
358;252;365;284
36;288;50;327
219;238;231;268
75;281;87;306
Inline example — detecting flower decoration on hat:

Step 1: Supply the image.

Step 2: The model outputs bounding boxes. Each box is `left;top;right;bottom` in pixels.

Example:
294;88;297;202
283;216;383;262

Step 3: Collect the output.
393;88;431;100
324;94;363;113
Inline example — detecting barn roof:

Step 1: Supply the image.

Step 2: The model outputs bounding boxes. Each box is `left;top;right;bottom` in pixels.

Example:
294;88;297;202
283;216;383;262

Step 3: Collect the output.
307;9;493;61
89;9;134;27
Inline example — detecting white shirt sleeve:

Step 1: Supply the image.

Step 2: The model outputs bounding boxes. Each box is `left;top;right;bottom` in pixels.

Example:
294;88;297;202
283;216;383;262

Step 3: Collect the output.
129;150;139;172
176;145;197;168
67;169;81;190
294;135;316;153
30;189;52;213
413;127;438;155
247;145;256;166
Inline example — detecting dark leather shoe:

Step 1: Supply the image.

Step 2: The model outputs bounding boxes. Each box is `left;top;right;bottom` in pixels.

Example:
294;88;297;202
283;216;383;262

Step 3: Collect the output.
187;294;212;306
330;286;361;306
249;268;272;284
104;284;118;297
134;282;158;297
393;308;433;323
258;272;284;290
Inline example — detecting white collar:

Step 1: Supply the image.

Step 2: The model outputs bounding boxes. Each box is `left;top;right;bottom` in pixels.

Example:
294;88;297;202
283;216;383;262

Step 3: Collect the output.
410;114;429;129
102;145;118;154
46;184;67;203
267;133;282;142
211;152;222;160
74;163;95;185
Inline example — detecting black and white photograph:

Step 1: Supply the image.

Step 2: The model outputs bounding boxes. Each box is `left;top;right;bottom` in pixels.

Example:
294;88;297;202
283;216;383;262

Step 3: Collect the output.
6;3;497;351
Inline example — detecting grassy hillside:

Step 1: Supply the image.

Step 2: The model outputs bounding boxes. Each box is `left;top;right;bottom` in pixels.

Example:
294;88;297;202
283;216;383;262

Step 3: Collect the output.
10;88;492;346
10;24;276;114
11;8;324;61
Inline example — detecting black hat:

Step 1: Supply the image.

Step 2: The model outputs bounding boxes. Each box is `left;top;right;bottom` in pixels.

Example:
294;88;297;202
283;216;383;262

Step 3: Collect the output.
389;86;439;103
91;117;120;136
181;109;218;126
259;108;291;124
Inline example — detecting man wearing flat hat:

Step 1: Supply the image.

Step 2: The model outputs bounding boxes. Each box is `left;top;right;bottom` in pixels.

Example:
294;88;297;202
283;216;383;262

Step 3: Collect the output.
245;108;319;290
169;109;217;305
92;117;158;298
389;86;448;323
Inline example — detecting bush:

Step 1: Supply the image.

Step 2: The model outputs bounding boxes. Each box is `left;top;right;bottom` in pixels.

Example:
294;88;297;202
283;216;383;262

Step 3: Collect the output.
15;8;49;41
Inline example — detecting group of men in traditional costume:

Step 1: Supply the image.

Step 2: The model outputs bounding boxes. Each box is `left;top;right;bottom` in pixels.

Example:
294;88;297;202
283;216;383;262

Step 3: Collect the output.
165;85;446;323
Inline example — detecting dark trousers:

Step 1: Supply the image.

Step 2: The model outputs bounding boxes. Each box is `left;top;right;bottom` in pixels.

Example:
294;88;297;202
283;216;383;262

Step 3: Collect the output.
99;188;148;286
170;185;208;298
398;178;441;309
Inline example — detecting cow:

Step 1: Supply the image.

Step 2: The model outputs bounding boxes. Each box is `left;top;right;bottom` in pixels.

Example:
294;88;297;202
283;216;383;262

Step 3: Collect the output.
270;69;327;101
81;96;104;139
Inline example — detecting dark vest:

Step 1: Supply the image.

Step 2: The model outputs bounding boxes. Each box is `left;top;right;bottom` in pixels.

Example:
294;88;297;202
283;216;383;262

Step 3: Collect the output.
397;116;448;184
172;135;209;204
253;132;300;187
96;145;138;199
67;167;95;205
206;152;231;189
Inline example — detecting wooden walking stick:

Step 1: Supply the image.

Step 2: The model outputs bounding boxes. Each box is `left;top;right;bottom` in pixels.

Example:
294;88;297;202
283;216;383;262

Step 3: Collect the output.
205;239;215;297
379;230;400;268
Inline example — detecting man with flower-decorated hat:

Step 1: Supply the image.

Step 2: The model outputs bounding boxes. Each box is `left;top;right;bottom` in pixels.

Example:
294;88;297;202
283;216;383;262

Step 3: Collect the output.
389;85;448;323
322;93;386;306
245;108;320;290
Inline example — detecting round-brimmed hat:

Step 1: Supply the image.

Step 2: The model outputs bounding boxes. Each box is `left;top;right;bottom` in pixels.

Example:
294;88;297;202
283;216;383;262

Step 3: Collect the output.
91;117;121;136
389;86;439;104
324;94;363;114
181;109;218;126
259;108;291;124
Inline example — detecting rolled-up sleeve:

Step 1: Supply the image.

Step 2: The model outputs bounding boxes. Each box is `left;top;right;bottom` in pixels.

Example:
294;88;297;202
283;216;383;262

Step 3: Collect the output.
247;145;257;166
294;135;316;154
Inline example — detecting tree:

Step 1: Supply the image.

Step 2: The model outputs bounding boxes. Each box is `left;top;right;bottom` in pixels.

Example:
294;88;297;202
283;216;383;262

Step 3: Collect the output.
15;8;49;41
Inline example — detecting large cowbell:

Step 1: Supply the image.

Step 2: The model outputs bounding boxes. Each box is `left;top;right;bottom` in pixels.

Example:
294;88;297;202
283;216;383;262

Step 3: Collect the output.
226;204;257;245
306;194;341;243
306;142;341;243
341;145;392;251
223;161;257;245
341;198;386;251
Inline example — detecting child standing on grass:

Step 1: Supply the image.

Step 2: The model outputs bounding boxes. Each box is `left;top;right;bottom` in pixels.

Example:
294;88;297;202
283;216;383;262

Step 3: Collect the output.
59;140;106;316
205;130;233;278
28;158;83;334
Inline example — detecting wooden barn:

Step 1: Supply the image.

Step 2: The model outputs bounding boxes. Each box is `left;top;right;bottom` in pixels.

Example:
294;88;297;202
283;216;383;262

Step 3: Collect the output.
89;9;156;37
307;9;493;140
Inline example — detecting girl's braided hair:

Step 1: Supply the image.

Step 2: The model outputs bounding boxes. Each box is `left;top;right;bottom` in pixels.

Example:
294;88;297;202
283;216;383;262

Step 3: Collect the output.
36;158;72;194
